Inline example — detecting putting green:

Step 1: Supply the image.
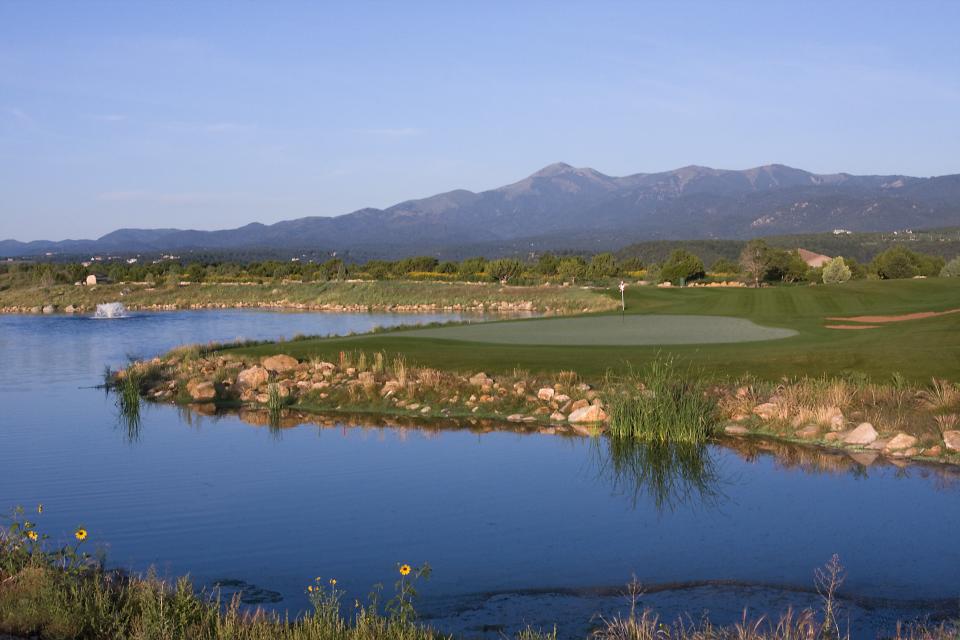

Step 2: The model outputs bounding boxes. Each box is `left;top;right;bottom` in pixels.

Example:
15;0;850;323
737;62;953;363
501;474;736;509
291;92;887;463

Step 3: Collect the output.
397;315;797;346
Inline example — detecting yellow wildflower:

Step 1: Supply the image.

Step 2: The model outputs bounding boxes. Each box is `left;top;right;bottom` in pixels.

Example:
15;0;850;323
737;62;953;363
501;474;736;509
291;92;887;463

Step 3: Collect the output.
37;504;43;514
27;530;38;541
399;564;411;576
308;585;314;592
74;528;88;541
330;578;337;586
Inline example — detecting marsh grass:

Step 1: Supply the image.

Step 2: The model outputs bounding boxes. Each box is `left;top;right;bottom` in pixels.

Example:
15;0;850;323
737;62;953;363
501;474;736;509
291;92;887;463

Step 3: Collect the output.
606;357;718;443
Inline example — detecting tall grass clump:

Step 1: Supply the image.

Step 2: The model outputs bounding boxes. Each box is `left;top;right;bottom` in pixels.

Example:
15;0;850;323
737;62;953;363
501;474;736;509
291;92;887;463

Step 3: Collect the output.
607;356;718;443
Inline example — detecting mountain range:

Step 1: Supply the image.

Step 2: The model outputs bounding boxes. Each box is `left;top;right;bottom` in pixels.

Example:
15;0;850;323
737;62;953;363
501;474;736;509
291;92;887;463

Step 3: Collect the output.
4;163;960;259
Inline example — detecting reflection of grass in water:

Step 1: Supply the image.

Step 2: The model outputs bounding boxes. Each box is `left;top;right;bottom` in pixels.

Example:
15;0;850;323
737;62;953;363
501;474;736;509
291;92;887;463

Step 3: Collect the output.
267;384;286;436
596;437;722;511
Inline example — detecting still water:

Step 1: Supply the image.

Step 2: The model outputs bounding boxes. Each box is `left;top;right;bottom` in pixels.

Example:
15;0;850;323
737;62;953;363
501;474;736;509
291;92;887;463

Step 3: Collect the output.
1;310;958;637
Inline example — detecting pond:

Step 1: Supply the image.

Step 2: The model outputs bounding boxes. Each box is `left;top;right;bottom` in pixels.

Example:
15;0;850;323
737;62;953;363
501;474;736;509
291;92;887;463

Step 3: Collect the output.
0;310;958;638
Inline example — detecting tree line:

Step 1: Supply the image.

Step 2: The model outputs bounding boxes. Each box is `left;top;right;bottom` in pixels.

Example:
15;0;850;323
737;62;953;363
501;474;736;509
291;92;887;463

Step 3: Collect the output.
2;242;958;288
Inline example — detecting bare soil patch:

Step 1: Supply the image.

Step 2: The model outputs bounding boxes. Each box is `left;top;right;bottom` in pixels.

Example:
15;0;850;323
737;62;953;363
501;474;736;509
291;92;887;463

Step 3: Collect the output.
826;308;960;324
824;324;880;330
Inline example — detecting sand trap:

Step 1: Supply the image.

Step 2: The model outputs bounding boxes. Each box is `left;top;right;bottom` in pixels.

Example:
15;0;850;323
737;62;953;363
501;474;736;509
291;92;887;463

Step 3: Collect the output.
396;315;797;346
825;324;880;330
826;308;960;324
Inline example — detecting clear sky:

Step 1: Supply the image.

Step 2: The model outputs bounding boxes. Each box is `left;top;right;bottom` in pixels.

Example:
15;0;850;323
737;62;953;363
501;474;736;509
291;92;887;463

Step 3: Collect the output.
2;1;958;241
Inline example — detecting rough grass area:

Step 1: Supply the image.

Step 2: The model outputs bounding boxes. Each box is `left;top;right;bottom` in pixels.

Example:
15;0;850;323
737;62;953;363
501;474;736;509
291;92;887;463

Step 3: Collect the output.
0;280;618;315
231;278;960;381
399;314;796;345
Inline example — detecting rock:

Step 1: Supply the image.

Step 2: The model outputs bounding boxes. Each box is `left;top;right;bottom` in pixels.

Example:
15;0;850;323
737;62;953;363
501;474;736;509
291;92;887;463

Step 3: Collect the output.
925;445;943;456
507;414;525;422
568;405;609;424
824;432;841;442
261;354;298;373
842;422;878;446
549;411;567;422
570;399;590;411
469;372;493;386
943;430;960;451
42;304;55;314
186;379;216;401
358;371;376;387
826;408;845;431
724;424;750;435
537;388;555;401
796;424;820;440
236;366;269;390
554;394;570;404
752;403;779;420
64;305;76;313
884;433;919;452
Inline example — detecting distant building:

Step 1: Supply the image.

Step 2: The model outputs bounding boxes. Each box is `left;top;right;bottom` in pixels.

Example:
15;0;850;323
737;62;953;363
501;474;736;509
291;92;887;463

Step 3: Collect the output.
832;229;852;235
797;248;832;268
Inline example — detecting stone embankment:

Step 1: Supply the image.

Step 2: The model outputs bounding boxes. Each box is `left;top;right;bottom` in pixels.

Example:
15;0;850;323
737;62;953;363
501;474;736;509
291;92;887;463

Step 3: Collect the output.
1;300;542;314
122;349;960;468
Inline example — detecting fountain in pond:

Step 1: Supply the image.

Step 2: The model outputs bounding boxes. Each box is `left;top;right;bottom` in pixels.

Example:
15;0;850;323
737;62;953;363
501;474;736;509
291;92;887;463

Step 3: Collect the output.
94;302;129;319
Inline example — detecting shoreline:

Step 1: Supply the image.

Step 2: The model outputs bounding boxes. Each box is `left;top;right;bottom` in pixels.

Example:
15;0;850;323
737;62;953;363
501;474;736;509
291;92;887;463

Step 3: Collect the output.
119;344;960;469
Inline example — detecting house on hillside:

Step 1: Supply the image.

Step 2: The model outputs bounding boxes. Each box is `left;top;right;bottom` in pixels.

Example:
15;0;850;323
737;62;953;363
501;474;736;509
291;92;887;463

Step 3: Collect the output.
797;248;832;268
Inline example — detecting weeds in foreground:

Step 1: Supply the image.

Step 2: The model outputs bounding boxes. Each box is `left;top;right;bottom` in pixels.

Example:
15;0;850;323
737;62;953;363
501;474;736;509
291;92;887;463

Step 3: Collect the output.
1;514;956;640
606;356;718;443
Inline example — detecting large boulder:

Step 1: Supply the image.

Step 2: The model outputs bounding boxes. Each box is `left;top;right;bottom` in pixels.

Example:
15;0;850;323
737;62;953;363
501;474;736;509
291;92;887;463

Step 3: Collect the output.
943;430;960;451
884;433;919;452
262;354;299;373
568;404;609;424
186;379;216;401
842;422;878;446
537;388;555;401
236;366;269;390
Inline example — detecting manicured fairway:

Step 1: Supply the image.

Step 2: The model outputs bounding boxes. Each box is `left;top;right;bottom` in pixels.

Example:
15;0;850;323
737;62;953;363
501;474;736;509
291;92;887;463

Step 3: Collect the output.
232;278;960;382
397;314;796;345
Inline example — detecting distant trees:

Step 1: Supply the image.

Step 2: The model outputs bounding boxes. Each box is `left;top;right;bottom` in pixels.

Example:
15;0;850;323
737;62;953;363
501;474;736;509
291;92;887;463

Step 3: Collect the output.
659;249;705;284
941;257;960;278
710;258;740;275
739;240;771;287
821;257;852;284
871;247;944;279
485;258;524;283
587;253;617;280
556;256;587;284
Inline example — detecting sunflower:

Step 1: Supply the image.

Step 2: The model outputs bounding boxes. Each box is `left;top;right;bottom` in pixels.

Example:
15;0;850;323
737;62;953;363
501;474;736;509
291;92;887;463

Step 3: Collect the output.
27;530;38;541
399;564;411;576
74;528;88;542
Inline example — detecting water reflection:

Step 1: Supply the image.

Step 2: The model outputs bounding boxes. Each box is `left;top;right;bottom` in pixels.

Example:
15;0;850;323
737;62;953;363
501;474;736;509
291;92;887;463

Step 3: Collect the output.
594;438;723;511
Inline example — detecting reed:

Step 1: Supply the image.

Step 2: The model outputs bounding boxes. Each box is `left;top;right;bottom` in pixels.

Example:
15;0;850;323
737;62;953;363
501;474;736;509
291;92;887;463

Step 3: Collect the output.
606;356;718;443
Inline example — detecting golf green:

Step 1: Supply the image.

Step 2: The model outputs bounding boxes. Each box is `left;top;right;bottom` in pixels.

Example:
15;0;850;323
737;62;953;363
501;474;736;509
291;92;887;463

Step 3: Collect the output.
396;315;797;345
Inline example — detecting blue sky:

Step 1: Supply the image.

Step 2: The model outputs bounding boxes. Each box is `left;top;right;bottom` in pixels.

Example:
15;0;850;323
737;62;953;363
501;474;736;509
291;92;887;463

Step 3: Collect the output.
2;1;958;241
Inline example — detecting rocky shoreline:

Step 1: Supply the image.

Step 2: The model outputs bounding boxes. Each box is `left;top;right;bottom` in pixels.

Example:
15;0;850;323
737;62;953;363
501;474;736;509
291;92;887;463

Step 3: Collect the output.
1;300;544;315
119;347;960;469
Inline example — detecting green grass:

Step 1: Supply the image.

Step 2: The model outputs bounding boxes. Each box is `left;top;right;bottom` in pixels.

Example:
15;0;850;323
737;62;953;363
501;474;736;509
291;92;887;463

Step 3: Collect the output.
606;357;718;443
228;278;960;383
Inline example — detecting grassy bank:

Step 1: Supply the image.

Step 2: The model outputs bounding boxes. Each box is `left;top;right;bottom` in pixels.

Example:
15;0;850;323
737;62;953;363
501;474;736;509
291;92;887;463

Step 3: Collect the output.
0;280;617;315
228;278;960;381
1;518;955;640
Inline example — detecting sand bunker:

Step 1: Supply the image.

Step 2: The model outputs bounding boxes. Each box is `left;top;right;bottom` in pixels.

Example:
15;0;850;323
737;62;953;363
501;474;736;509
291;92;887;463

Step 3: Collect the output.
825;324;880;330
826;308;960;324
396;315;797;346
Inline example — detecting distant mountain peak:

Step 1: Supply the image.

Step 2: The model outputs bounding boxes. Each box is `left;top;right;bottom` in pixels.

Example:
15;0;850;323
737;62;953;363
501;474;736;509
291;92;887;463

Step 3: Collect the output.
529;162;577;177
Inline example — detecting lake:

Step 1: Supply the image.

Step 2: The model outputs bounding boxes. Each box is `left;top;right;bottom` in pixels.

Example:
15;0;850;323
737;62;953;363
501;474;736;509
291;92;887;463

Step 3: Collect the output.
1;309;958;638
